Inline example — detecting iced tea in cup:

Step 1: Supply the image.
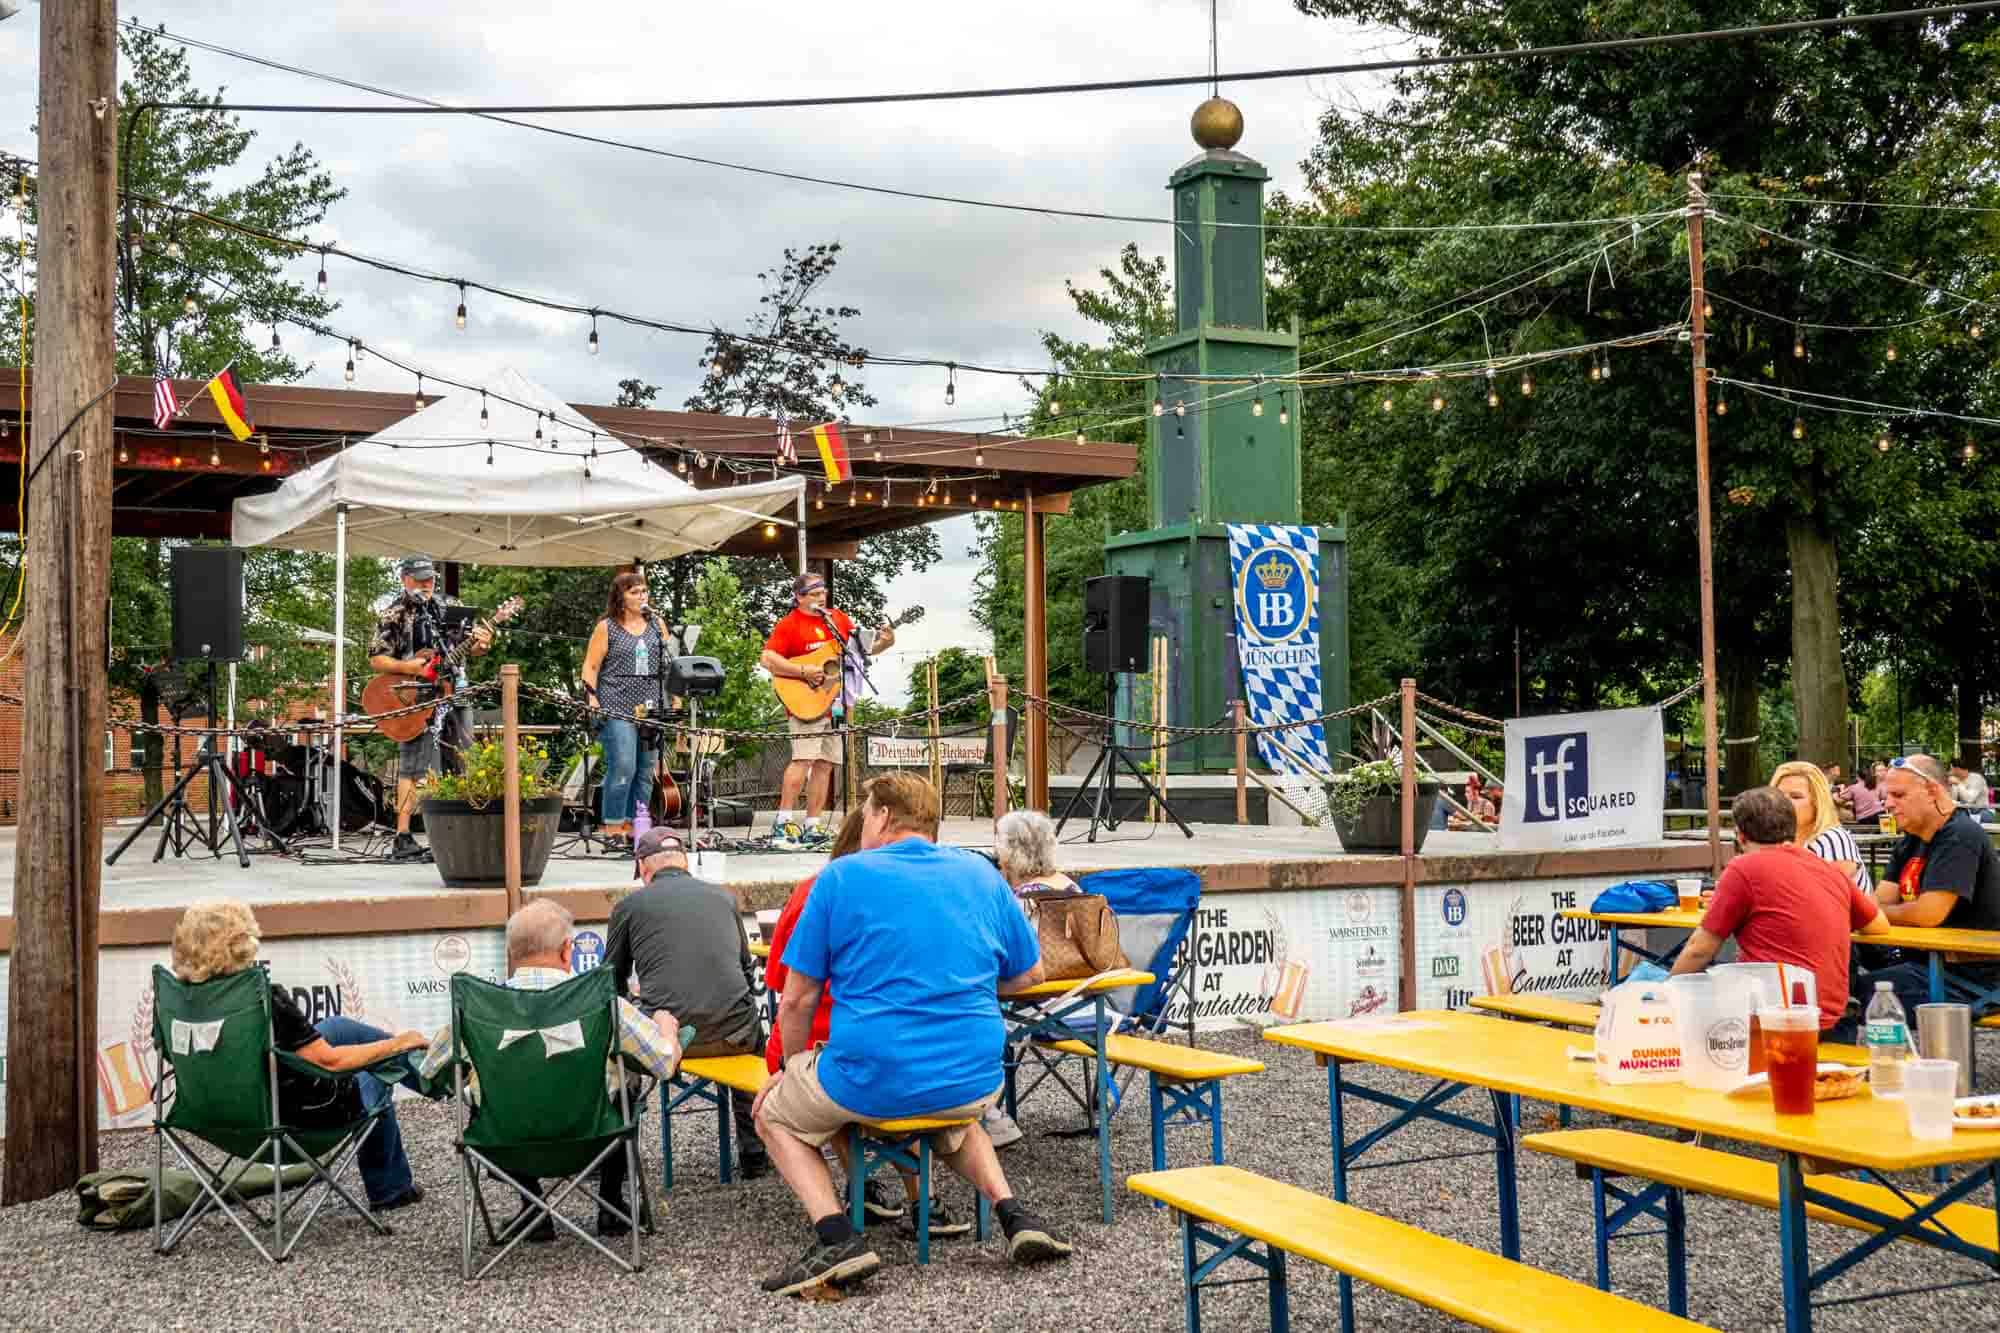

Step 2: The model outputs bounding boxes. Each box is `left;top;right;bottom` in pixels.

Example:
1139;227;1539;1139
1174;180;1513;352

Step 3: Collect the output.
1759;1006;1819;1115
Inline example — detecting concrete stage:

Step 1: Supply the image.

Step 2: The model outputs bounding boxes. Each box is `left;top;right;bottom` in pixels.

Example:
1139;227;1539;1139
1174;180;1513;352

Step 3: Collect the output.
1;815;1713;934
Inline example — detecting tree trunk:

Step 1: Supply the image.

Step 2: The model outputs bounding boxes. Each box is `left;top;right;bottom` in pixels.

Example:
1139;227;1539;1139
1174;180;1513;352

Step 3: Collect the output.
6;0;117;1205
1721;652;1765;795
1786;511;1847;767
1957;674;1983;772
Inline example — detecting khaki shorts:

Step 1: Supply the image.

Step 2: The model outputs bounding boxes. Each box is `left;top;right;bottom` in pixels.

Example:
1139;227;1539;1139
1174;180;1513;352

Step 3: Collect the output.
787;713;843;766
758;1049;999;1155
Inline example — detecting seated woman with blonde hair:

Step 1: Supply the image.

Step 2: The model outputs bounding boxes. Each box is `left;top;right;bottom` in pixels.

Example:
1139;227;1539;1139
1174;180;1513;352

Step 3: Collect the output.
170;898;431;1211
1771;760;1869;891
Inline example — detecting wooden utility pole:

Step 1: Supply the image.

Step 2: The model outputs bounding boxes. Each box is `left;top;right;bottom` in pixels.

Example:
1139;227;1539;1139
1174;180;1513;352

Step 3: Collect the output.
6;0;119;1204
1686;175;1725;878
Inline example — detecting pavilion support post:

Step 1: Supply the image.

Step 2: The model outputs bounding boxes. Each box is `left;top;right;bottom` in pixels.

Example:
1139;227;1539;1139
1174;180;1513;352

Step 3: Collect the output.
927;659;942;795
502;664;522;918
1023;494;1049;810
1687;175;1725;879
1233;700;1248;825
1399;677;1418;1014
794;491;807;573
330;503;347;852
5;0;118;1205
988;663;1009;824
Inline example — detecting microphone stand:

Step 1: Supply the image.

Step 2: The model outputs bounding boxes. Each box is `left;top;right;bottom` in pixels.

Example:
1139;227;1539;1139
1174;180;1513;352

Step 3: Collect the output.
815;608;870;815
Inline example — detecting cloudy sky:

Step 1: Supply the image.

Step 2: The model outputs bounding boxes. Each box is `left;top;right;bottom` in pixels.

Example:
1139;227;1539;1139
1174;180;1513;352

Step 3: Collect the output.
4;1;1398;701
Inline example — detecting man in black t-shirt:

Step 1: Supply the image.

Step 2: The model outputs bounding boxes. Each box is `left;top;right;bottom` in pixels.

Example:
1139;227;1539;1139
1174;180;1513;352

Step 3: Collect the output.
1858;754;2000;1016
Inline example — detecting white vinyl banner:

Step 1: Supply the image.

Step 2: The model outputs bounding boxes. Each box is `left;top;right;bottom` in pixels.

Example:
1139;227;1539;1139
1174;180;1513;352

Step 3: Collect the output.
1164;887;1402;1031
1412;879;1619;1011
1499;706;1665;851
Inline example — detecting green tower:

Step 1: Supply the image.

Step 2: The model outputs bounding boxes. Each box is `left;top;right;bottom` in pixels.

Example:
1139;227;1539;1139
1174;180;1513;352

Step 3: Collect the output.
1104;98;1349;774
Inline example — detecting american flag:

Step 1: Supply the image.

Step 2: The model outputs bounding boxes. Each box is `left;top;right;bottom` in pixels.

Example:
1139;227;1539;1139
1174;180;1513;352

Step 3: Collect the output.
151;369;180;431
775;409;796;466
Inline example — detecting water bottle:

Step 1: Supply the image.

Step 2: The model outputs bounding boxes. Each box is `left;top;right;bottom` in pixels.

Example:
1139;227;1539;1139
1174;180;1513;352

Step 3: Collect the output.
1863;980;1910;1097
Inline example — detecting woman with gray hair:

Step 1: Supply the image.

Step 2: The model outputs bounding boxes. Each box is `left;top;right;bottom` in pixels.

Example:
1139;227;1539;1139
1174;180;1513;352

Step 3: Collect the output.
993;809;1079;895
169;898;431;1211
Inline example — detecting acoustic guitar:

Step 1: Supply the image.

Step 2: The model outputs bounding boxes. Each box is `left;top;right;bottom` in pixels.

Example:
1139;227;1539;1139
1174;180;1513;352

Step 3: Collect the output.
361;596;524;743
771;607;924;721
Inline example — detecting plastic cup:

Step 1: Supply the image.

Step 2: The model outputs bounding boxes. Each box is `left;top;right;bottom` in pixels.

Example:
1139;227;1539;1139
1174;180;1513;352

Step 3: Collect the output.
1758;1006;1819;1115
1904;1058;1960;1141
1675;878;1703;912
755;909;781;942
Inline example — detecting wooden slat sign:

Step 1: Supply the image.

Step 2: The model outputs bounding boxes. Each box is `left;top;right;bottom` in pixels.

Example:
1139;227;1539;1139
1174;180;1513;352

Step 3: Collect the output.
868;735;985;768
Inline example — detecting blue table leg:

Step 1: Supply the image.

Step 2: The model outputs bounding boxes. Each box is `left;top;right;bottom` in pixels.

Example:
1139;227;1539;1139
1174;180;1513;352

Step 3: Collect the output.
1327;1059;1354;1333
1267;1244;1291;1332
1211;1079;1226;1165
1777;1151;1812;1333
1665;1185;1688;1318
1093;994;1114;1224
1608;924;1622;976
1590;1168;1612;1291
1489;1088;1520;1261
1181;1212;1203;1333
1150;1071;1167;1175
848;1135;867;1234
1931;953;1946;1004
659;1083;675;1190
717;1088;734;1184
916;1138;932;1265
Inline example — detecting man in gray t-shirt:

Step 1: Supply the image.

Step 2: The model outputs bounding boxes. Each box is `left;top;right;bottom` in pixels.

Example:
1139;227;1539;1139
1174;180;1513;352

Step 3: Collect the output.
605;828;769;1176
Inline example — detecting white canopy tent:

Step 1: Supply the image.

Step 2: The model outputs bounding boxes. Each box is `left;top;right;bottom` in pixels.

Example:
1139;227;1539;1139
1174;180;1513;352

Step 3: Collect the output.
232;366;806;847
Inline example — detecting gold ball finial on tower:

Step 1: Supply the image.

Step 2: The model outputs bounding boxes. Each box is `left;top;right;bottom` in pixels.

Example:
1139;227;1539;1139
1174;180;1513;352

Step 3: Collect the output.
1191;96;1244;150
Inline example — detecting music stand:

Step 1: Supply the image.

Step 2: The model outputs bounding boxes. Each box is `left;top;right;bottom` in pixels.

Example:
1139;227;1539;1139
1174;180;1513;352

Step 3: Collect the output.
107;659;254;867
1054;674;1194;843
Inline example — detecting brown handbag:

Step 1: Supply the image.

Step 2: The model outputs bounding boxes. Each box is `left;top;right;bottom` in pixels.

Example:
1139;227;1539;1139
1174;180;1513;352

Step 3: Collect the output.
1019;890;1127;981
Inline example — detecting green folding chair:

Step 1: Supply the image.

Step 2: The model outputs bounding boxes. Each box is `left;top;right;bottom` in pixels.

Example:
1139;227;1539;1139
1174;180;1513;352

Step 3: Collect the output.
149;965;408;1262
445;967;655;1280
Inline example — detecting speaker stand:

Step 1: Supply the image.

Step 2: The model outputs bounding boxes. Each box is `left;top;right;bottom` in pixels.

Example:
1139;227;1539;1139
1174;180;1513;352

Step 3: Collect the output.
107;661;252;868
1054;676;1194;843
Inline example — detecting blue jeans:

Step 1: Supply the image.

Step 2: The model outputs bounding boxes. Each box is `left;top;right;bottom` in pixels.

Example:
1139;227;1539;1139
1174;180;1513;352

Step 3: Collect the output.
315;1015;423;1205
597;720;656;825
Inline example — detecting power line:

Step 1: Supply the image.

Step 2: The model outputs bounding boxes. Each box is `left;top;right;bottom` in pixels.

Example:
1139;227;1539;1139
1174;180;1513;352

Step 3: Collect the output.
128;3;2000;118
1706;190;2000;215
1709;375;2000;431
1708;210;2000;315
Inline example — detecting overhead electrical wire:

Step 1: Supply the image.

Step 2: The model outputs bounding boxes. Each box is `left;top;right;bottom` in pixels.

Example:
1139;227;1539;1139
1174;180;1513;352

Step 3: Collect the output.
1705;190;2000;215
1708;211;2000;316
1710;375;2000;431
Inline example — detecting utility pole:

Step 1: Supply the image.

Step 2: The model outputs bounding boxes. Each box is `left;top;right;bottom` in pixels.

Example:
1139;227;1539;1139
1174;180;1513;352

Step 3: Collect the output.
5;0;118;1204
1685;174;1724;878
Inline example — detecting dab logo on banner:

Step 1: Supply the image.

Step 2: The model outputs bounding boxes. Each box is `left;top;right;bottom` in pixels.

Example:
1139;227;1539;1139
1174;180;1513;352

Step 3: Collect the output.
1501;707;1664;851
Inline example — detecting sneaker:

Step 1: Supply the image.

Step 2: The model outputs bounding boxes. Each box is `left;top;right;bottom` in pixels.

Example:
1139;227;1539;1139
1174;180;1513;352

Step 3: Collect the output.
982;1106;1024;1149
759;1233;881;1297
848;1176;906;1222
1002;1209;1074;1265
906;1194;973;1239
389;832;426;863
371;1182;425;1212
798;822;833;850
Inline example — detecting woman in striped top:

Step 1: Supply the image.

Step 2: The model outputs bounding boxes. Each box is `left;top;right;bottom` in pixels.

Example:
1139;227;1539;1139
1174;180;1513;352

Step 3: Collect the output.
1772;760;1870;891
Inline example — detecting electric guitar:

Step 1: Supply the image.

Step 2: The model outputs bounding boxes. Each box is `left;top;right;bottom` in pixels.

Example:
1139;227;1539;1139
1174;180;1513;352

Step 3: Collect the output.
771;607;924;721
362;596;524;743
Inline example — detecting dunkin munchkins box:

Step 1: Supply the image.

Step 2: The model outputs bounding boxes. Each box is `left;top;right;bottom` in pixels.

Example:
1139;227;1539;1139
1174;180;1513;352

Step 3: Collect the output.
1594;979;1683;1084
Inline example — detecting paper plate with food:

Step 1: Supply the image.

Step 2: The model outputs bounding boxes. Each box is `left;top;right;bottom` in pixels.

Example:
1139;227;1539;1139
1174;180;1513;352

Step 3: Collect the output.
1954;1095;2000;1129
1726;1063;1867;1098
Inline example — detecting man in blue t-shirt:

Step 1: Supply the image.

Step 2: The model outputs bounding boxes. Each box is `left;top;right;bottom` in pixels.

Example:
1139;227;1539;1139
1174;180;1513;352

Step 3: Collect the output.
752;772;1074;1297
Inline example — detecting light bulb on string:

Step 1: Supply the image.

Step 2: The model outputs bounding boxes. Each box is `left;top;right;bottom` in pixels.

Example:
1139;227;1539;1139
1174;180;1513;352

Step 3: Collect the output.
317;248;329;296
1173;400;1186;419
1877;430;1892;452
455;283;467;331
1152;377;1165;417
829;375;844;402
1380;392;1394;413
587;313;600;356
1252;381;1265;417
1589;356;1602;382
165;235;182;262
1885;343;1898;363
1702;299;1712;319
479;391;489;428
269;325;281;353
846;486;856;507
970;487;979;504
1431;390;1445;413
182;293;196;317
344;352;356;383
1600;350;1613;382
1971;318;1984;339
1278;392;1290;427
1793;327;1806;358
814;488;824;511
209;445;220;467
1715;397;1729;416
1486;370;1499;408
944;363;957;407
414;374;424;411
677;455;688;476
1792;417;1806;441
534;413;544;444
1965;441;1979;463
130;231;145;260
486;441;494;466
1519;369;1535;398
117;443;127;464
944;487;953;505
1074;429;1086;445
974;447;985;466
171;453;182;467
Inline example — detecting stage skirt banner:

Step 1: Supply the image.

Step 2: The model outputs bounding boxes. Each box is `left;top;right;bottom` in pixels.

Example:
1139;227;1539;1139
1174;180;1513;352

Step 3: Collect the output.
1226;524;1331;776
1498;706;1665;851
1412;878;1621;1011
1164;887;1402;1031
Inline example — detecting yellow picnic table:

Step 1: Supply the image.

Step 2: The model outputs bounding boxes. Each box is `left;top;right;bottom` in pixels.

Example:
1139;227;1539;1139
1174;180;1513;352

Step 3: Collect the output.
1266;1009;2000;1332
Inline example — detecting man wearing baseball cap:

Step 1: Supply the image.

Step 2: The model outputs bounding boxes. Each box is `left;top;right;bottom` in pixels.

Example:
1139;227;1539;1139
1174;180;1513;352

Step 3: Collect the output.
367;555;491;862
759;571;895;850
602;827;771;1178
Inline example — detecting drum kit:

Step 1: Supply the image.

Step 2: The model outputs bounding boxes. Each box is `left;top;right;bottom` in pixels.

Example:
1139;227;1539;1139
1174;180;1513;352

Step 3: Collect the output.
235;734;392;843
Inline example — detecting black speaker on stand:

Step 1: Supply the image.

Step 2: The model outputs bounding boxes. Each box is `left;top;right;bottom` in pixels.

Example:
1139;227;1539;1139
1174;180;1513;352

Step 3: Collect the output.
109;547;257;868
1058;575;1193;842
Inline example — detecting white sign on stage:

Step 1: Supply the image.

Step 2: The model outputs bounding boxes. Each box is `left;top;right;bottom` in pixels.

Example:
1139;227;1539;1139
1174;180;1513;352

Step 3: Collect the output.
866;735;986;768
1498;706;1664;851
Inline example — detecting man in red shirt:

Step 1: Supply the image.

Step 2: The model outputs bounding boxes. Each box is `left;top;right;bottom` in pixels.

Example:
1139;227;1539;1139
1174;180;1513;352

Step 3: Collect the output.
759;573;894;845
1671;784;1890;1035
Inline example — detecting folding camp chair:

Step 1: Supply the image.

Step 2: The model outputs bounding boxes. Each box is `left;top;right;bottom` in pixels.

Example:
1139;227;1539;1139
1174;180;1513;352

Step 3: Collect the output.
445;967;655;1280
1005;867;1202;1124
149;965;406;1263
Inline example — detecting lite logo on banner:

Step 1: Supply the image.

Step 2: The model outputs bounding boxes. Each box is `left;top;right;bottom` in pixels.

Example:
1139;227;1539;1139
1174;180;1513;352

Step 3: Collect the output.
1500;707;1664;851
1225;524;1330;774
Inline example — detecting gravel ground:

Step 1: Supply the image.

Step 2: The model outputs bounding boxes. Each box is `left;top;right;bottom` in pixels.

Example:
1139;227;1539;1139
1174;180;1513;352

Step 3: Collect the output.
2;1028;1997;1332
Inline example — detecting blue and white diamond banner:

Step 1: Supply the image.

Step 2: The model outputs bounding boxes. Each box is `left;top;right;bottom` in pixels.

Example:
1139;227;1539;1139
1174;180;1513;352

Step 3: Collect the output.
1227;524;1331;776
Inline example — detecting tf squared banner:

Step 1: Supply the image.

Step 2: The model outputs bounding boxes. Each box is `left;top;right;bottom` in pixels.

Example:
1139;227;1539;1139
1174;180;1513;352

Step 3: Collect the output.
1499;706;1666;851
1226;524;1331;775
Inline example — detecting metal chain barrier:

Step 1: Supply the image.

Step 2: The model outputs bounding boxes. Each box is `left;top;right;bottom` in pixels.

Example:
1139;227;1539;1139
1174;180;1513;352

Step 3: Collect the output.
105;679;503;741
1020;690;1398;738
517;682;995;745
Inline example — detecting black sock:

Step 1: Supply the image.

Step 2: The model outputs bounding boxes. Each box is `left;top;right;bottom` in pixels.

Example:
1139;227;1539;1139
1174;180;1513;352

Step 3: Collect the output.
994;1196;1023;1233
814;1212;856;1247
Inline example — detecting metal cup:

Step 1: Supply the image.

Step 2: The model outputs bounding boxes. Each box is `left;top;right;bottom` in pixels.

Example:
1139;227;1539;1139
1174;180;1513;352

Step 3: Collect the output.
1916;1003;1974;1096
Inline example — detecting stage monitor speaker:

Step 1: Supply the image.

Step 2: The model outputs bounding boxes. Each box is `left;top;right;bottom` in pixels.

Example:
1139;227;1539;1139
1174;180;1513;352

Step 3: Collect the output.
666;655;726;697
1083;574;1150;674
171;546;246;663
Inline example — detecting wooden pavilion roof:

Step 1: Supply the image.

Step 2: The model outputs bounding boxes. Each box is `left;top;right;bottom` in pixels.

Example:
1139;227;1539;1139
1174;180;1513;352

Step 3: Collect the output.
0;369;1136;558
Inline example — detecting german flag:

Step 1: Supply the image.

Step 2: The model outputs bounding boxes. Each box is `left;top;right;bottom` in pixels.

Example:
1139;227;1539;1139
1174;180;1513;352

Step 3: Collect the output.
205;367;254;441
809;420;852;483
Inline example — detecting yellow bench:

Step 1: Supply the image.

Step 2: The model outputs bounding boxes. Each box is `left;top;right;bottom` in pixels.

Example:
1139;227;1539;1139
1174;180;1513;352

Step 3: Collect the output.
659;1054;768;1190
1041;1034;1264;1174
1524;1128;2000;1310
1128;1164;1712;1332
1469;994;1870;1066
850;1114;988;1264
1980;1013;2000;1031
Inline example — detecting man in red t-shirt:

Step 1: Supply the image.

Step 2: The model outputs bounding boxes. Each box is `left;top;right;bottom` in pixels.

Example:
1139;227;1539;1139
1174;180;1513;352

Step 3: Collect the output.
759;573;895;840
1672;784;1891;1033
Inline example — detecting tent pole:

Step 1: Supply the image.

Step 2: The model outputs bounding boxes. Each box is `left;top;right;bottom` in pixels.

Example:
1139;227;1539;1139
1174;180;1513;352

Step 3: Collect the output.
331;503;347;852
795;490;807;573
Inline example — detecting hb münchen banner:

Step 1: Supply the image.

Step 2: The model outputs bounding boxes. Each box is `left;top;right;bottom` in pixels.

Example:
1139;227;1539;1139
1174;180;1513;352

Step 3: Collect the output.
1498;706;1665;851
1226;525;1331;775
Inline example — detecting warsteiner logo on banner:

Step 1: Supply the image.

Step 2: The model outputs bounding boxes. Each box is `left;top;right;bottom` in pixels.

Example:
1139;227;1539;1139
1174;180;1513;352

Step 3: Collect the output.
1225;525;1331;776
1500;707;1665;851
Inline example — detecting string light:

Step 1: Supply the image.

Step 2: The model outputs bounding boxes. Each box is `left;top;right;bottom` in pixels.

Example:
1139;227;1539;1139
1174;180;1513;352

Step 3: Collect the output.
1252;392;1264;418
677;454;688;475
1876;429;1892;452
1519;369;1535;398
486;440;494;465
1486;369;1500;408
945;362;957;406
171;453;182;467
479;390;489;428
182;293;197;316
1430;390;1445;413
1278;391;1289;426
587;312;600;355
414;374;424;410
1792;417;1806;440
1152;377;1165;417
1380;392;1394;413
1173;399;1187;419
1075;430;1087;445
165;234;182;261
1885;342;1898;362
130;231;145;260
344;345;356;382
317;247;329;296
1600;349;1613;382
209;444;220;466
1793;326;1806;358
1965;441;1978;462
814;488;824;510
534;412;544;443
455;282;467;331
1715;396;1728;416
269;325;281;353
1589;355;1602;382
970;486;979;504
1702;299;1712;319
847;487;856;507
829;375;844;402
974;446;985;466
1972;319;1984;339
117;443;127;464
258;435;269;458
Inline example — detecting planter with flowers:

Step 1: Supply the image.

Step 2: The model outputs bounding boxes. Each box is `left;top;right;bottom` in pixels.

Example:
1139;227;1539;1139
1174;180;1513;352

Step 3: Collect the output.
419;738;563;887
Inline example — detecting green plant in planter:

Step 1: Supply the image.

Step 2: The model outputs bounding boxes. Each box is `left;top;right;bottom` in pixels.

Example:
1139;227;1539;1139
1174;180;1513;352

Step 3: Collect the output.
420;738;560;808
1326;758;1403;825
